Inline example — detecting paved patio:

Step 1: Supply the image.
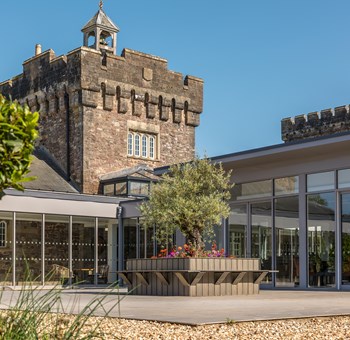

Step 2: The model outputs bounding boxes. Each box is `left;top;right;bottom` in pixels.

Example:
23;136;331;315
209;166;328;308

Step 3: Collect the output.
1;288;350;325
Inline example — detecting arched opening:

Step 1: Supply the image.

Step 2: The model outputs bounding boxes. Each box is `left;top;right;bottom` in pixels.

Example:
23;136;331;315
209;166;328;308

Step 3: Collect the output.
88;32;96;48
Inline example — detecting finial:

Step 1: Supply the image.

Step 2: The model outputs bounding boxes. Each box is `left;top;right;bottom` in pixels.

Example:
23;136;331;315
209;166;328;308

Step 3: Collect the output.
99;0;103;9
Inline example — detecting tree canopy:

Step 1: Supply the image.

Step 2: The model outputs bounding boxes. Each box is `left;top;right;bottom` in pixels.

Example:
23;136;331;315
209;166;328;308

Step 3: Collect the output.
140;157;233;254
0;95;39;197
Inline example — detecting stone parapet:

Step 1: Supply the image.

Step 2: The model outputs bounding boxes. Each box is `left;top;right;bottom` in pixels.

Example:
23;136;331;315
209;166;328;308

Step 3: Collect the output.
281;105;350;142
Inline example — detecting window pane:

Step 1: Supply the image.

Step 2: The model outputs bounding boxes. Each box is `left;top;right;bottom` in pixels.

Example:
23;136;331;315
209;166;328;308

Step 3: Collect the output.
129;182;149;196
251;201;272;283
72;216;95;285
134;135;140;156
231;180;272;200
275;176;299;195
16;213;42;284
307;193;335;287
228;204;247;257
0;211;13;284
275;196;299;287
127;133;133;156
115;182;127;195
45;214;69;284
149;136;155;159
103;184;114;196
307;171;335;192
142;135;147;158
339;169;350;189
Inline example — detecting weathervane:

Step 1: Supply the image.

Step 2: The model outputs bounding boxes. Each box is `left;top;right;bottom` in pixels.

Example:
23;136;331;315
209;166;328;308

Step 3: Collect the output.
99;0;103;9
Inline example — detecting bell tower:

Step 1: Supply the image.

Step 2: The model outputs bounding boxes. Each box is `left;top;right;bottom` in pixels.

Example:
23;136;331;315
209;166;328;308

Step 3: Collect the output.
81;1;119;55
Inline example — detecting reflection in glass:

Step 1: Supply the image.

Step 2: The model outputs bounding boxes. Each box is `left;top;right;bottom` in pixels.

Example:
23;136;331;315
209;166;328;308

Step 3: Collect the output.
251;202;272;283
307;193;335;287
231;180;272;201
275;176;299;196
275;197;299;287
139;222;155;258
129;181;149;196
0;211;13;284
338;169;350;189
228;204;247;257
115;182;127;195
341;193;350;285
72;216;95;284
16;213;42;284
307;171;335;192
45;215;69;284
124;218;137;260
98;218;117;284
103;184;114;196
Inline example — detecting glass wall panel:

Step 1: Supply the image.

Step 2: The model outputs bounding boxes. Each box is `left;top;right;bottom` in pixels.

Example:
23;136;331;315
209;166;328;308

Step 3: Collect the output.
16;213;42;284
0;211;13;284
338;169;350;189
275;176;299;196
307;171;335;192
307;193;335;287
341;193;350;285
275;197;299;287
231;180;272;201
103;184;114;196
129;181;149;196
251;201;272;283
98;218;117;284
228;204;247;257
124;218;137;260
139;222;155;258
115;182;127;195
72;216;95;284
45;215;69;284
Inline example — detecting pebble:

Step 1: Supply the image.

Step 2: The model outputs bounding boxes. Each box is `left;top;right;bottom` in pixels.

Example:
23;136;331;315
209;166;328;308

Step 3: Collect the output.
22;315;350;339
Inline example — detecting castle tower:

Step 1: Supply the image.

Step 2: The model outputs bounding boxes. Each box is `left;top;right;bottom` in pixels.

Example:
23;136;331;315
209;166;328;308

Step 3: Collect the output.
0;5;203;194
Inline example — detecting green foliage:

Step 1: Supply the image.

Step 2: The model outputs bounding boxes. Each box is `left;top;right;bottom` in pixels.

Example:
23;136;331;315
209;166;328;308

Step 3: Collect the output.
0;95;39;196
0;265;124;339
140;157;233;253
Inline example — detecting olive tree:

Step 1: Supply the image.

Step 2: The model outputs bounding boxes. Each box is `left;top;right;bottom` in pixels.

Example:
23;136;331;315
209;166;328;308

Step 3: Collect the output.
140;157;232;254
0;95;39;197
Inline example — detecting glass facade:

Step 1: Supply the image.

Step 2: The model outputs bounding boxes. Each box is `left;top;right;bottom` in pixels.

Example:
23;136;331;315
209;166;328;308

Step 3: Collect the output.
227;168;350;289
0;211;118;286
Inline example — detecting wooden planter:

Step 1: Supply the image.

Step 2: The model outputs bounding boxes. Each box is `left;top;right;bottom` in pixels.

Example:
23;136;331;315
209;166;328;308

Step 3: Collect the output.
123;258;263;296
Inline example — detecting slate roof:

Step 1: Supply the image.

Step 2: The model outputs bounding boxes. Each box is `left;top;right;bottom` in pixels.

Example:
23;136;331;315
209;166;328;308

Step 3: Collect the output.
81;9;119;33
23;154;78;193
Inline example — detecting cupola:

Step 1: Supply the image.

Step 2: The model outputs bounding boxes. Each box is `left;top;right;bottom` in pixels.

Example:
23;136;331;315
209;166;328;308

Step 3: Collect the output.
81;1;119;55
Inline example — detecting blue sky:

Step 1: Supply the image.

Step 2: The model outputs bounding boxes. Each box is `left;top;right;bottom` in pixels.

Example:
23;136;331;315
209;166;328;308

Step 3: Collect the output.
1;1;350;157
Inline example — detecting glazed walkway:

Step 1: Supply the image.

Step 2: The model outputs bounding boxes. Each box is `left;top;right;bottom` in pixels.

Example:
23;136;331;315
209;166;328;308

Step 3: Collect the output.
1;289;350;325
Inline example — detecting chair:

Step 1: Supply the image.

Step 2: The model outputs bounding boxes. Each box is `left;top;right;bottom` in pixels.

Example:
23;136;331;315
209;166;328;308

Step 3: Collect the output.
97;265;109;284
87;265;109;284
52;264;72;285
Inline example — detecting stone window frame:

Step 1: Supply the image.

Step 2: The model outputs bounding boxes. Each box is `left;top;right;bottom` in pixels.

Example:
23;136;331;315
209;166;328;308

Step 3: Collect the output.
0;220;7;248
127;131;157;160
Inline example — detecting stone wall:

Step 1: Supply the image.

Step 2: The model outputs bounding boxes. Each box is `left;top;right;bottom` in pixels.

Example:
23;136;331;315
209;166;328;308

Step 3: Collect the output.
281;105;350;142
0;46;203;194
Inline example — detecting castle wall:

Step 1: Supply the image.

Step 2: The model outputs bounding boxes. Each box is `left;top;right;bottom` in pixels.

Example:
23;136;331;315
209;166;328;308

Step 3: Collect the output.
0;46;203;194
281;105;350;142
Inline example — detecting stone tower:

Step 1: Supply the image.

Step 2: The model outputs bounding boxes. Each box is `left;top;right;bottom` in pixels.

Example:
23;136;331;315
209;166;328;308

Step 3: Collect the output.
0;5;203;194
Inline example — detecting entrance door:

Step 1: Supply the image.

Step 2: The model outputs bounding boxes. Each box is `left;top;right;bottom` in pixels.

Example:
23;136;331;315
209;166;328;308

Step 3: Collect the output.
341;193;350;286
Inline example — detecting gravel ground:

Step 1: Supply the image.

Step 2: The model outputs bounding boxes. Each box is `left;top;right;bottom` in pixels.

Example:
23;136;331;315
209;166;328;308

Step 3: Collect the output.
17;314;350;339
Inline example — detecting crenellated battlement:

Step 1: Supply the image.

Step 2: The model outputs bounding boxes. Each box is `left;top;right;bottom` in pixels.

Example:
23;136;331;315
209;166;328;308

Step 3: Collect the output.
281;105;350;142
0;41;203;194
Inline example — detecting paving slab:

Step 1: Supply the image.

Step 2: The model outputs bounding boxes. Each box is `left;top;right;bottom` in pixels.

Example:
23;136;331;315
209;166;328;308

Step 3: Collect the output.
1;289;350;325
